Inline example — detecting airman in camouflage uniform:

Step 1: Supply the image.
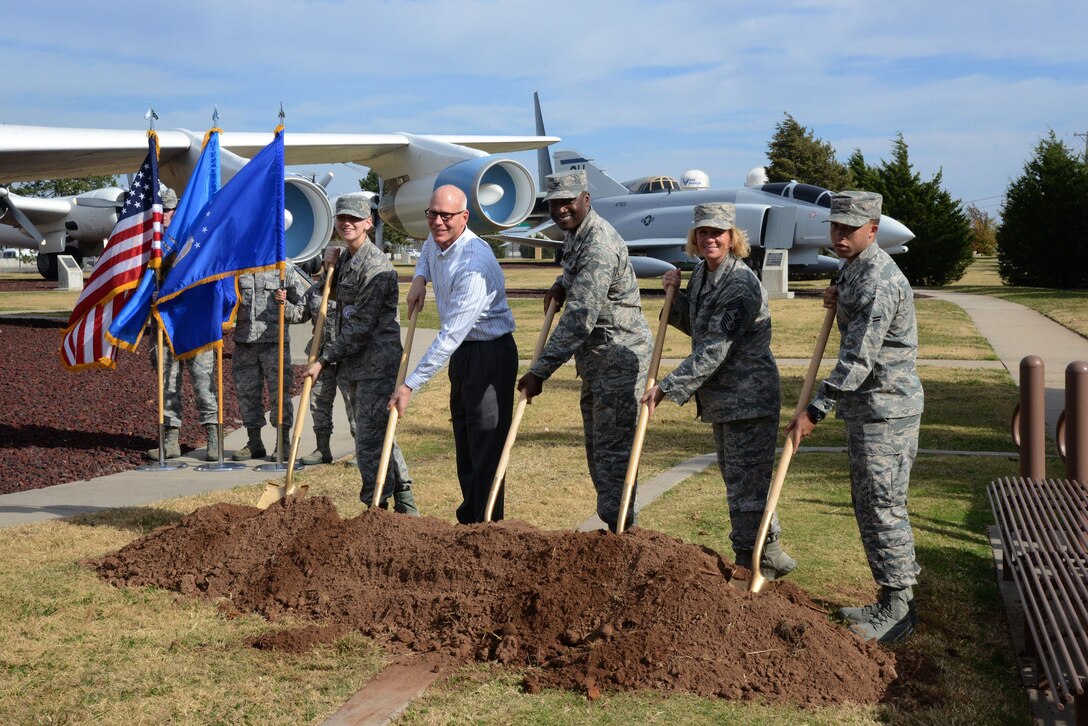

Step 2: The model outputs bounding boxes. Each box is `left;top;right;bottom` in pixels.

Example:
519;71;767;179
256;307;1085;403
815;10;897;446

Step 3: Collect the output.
143;185;221;462
305;194;418;513
787;191;924;644
299;259;356;465
518;170;652;532
231;264;311;460
643;203;795;578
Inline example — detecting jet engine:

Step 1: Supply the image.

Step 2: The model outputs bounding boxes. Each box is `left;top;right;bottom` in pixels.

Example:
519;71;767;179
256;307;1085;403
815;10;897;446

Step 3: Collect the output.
377;156;536;240
283;175;334;264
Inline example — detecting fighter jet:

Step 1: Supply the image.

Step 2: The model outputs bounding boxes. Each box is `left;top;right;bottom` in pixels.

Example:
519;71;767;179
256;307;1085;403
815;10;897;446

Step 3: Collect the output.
0;124;557;278
503;149;915;278
499;94;913;278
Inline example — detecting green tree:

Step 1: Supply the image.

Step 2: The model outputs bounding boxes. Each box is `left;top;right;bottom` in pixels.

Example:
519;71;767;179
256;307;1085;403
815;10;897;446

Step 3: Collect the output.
11;175;117;197
966;204;997;255
849;134;972;286
998;132;1088;288
358;169;410;251
765;113;853;191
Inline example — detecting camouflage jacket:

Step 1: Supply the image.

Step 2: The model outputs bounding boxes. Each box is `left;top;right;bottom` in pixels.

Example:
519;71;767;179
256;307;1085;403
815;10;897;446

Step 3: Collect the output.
530;209;651;379
810;243;924;421
233;265;311;344
659;255;780;423
319;240;402;381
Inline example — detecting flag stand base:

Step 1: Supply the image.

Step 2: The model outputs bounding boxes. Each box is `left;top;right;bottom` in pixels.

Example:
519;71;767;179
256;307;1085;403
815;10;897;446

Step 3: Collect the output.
254;462;304;473
196;462;247;473
137;462;189;472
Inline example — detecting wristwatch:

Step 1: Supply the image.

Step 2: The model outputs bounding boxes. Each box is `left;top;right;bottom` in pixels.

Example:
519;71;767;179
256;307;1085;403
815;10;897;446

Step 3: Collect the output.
806;405;826;424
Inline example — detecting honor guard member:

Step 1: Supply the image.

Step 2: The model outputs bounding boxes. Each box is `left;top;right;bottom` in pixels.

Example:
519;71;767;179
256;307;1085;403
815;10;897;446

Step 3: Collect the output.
231;262;312;460
517;170;652;532
786;191;924;644
306;193;419;513
643;203;795;578
389;185;518;524
143;185;221;461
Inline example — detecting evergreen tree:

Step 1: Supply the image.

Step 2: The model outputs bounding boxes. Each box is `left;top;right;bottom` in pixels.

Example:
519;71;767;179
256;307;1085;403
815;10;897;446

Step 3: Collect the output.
869;134;972;286
765;113;853;191
998;132;1088;288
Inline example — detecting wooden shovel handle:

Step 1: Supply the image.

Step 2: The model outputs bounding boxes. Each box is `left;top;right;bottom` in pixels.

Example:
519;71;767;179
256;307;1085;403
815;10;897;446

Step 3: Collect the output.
750;304;836;593
373;307;419;508
483;299;559;522
616;284;676;534
286;264;335;496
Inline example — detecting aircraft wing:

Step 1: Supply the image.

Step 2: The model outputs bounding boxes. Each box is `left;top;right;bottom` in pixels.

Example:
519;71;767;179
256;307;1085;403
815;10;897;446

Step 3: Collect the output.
0;124;558;183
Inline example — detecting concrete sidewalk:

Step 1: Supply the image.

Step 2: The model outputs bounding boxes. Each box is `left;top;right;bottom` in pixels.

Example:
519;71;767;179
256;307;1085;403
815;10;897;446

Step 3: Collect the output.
924;290;1088;437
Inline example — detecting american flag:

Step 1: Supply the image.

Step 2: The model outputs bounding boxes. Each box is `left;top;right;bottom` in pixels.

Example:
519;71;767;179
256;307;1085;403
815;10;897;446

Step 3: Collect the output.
60;134;164;370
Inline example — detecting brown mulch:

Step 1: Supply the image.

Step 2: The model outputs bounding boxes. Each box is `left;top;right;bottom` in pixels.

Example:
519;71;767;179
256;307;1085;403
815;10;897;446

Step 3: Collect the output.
0;313;303;495
90;498;901;708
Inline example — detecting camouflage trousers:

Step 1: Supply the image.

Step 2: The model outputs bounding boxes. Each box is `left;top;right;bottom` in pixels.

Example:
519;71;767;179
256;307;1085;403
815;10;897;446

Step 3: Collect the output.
149;344;217;427
712;414;781;553
310;362;355;438
845;414;922;588
578;352;648;532
348;377;412;508
232;341;294;430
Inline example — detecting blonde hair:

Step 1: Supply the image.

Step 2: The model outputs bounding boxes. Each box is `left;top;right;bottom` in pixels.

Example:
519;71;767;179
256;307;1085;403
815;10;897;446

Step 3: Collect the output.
685;226;750;259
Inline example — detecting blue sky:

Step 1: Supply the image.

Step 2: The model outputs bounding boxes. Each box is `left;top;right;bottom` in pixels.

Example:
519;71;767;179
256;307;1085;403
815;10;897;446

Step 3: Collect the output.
3;0;1087;217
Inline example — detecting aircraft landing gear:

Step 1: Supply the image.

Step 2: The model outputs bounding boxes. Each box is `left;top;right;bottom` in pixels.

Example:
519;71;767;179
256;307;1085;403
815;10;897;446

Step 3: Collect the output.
36;247;83;281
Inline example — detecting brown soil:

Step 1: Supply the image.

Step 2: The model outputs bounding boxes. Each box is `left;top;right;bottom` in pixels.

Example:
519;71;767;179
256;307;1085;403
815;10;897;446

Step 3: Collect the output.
0;314;303;495
91;498;899;708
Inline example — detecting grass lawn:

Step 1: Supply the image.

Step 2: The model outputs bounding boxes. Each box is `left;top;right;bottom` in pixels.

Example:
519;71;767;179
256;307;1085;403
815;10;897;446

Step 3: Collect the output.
0;255;1050;724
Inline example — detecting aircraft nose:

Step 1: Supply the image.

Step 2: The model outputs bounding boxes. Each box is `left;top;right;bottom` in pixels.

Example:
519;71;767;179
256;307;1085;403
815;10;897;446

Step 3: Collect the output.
877;215;913;247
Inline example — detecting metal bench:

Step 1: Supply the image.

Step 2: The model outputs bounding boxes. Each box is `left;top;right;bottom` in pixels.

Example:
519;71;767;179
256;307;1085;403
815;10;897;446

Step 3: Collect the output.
988;476;1088;722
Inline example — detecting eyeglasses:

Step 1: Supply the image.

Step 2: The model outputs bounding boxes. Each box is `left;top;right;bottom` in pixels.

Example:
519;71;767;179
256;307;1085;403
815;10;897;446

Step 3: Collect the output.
425;208;466;222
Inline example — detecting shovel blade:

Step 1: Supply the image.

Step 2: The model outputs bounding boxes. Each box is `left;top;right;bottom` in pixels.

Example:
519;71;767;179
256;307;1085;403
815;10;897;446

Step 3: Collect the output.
256;482;287;510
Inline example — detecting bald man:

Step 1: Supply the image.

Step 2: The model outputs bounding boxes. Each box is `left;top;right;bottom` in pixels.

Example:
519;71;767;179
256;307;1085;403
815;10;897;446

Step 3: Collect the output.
390;185;518;523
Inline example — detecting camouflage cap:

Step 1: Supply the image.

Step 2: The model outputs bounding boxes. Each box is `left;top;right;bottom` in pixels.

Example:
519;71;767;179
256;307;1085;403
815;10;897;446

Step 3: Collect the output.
159;184;178;210
334;192;375;220
690;202;735;232
542;170;588;202
825;191;882;226
685;202;736;252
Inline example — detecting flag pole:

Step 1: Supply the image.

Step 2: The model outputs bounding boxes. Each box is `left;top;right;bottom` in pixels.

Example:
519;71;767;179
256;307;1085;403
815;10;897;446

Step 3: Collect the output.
256;106;299;474
193;110;244;473
137;106;185;472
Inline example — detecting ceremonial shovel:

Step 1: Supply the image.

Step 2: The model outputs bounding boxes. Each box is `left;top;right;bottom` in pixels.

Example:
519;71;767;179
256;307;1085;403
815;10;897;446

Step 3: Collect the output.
483;299;559;522
616;285;676;534
371;307;419;508
256;263;334;509
749;305;836;593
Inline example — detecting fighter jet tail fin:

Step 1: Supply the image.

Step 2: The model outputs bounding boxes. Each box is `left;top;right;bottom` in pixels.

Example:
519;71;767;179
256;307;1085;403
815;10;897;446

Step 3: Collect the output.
533;92;553;189
552;150;630;199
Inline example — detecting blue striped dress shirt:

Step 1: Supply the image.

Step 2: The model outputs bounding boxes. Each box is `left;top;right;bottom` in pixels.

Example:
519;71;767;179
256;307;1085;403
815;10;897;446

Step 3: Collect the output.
404;228;515;391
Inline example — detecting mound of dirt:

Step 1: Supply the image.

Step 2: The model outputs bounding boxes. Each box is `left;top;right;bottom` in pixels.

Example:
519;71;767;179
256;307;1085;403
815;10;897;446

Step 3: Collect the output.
91;498;897;707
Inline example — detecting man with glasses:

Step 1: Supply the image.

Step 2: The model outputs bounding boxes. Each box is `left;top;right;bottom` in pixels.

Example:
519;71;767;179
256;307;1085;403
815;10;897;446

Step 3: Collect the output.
390;185;518;523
